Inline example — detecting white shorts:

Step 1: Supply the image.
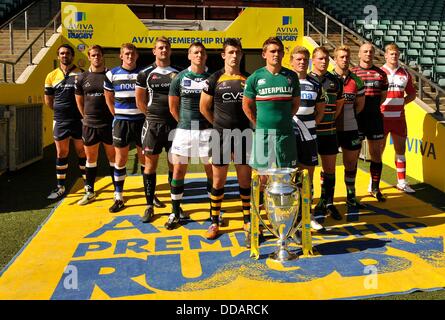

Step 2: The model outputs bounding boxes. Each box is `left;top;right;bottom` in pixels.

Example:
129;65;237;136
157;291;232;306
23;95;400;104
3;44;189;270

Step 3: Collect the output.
170;128;212;158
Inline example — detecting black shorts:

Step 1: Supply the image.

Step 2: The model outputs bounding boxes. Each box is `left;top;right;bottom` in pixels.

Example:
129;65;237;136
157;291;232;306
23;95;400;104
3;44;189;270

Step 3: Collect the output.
337;130;362;151
53;120;82;141
211;129;252;166
112;119;144;148
317;134;339;156
357;112;384;141
294;132;318;167
141;121;176;155
82;125;113;146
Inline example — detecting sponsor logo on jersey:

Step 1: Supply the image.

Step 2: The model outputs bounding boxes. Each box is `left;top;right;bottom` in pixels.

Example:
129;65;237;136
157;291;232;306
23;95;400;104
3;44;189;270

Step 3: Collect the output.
258;79;266;85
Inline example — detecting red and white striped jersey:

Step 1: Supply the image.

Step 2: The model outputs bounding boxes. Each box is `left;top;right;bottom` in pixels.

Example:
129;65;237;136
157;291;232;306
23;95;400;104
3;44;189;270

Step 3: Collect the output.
380;64;416;119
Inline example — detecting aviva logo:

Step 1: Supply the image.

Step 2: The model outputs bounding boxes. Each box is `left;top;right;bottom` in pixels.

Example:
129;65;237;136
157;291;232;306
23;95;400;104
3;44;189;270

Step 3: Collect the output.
390;136;437;159
75;12;87;22
282;16;292;25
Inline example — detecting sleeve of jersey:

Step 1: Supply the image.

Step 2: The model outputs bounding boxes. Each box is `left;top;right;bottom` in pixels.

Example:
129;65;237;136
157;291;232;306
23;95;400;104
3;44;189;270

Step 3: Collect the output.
135;70;148;89
168;73;181;97
405;71;416;96
104;70;114;92
337;78;344;100
74;74;83;96
292;73;300;97
243;74;256;100
202;72;217;96
44;73;54;96
381;71;389;91
355;76;365;97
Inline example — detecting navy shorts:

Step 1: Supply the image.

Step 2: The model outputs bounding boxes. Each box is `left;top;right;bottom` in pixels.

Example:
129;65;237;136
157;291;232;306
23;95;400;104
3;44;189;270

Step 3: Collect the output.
337;130;362;151
83;125;113;146
317;134;339;156
112;119;144;148
53;120;82;141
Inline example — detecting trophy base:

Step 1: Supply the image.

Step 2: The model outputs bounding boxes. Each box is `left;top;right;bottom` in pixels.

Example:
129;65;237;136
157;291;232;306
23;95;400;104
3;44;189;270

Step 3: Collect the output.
269;248;299;262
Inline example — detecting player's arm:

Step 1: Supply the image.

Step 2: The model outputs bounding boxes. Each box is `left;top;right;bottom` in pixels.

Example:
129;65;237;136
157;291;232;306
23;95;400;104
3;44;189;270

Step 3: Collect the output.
314;101;325;125
335;97;345;119
169;96;180;122
354;95;365;114
74;74;85;117
75;94;85;118
380;72;389;105
135;87;148;115
104;90;115;116
200;91;214;124
44;73;54;110
242;96;256;127
404;72;417;105
291;96;300;116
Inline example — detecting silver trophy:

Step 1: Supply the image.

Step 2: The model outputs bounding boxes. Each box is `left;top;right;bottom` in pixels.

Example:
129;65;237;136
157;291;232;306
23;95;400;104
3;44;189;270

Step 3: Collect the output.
251;167;301;262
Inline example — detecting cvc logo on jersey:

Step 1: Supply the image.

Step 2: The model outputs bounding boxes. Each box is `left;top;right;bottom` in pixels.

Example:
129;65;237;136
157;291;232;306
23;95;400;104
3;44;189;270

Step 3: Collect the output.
276;16;298;42
63;4;94;40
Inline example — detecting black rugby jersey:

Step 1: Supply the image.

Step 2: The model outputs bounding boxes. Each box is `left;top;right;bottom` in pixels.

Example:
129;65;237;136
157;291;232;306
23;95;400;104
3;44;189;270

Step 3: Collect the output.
202;69;250;131
45;65;83;122
75;70;113;128
136;63;179;125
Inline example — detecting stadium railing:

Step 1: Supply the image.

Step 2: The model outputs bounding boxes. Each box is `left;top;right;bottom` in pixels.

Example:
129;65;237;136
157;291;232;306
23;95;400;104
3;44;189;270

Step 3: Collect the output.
307;7;444;117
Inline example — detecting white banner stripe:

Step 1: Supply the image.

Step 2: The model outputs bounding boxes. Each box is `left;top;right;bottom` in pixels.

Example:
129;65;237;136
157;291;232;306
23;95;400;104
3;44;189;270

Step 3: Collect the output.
114;175;127;181
383;111;402;117
171;194;184;200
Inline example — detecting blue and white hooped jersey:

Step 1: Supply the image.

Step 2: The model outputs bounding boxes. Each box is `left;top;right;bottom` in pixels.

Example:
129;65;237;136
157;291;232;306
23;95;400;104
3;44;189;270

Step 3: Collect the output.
104;65;144;121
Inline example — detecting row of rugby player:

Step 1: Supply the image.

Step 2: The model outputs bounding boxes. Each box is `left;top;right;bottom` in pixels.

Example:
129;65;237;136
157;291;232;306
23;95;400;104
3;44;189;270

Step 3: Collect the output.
43;37;416;245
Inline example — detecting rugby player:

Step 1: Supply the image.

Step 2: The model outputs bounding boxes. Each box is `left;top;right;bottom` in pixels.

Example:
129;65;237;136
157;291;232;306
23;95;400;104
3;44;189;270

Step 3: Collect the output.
289;45;325;230
75;45;115;205
166;42;212;230
243;37;300;171
333;45;366;213
200;38;252;244
45;44;86;200
310;47;344;221
104;43;144;212
135;36;180;223
352;42;389;202
380;43;417;193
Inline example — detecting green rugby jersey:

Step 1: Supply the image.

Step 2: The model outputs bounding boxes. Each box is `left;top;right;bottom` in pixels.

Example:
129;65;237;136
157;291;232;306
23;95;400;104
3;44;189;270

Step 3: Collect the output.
244;66;300;134
169;66;211;130
309;71;343;136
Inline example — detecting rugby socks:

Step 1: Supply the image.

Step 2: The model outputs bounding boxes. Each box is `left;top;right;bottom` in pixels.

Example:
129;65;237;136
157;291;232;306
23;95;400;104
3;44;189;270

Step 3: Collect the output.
171;179;184;217
78;157;87;181
114;164;126;200
395;154;406;185
345;167;358;201
109;162;116;188
143;173;156;206
207;178;213;210
168;171;173;186
321;171;336;205
141;164;145;175
239;187;251;224
85;161;98;193
210;187;224;225
370;161;383;191
56;157;68;187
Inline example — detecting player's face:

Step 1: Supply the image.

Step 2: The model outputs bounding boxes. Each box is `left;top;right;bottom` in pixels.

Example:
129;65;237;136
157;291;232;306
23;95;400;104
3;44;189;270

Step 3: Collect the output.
222;45;242;68
58;47;73;66
262;44;284;67
88;49;104;68
312;51;329;73
120;48;138;68
188;45;207;67
335;50;350;70
290;53;309;73
359;44;374;64
153;42;171;62
385;49;400;65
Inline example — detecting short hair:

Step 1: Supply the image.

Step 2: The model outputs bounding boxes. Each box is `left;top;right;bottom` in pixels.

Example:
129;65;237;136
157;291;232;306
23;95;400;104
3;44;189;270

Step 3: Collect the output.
334;45;351;58
385;43;400;53
262;37;284;53
188;41;206;53
120;43;137;54
290;46;310;62
312;46;330;58
154;36;171;48
57;44;74;56
223;38;242;52
360;41;375;51
88;45;104;56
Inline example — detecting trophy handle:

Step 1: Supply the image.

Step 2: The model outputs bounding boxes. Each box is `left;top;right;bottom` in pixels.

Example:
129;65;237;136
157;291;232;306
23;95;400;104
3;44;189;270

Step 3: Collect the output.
251;173;284;240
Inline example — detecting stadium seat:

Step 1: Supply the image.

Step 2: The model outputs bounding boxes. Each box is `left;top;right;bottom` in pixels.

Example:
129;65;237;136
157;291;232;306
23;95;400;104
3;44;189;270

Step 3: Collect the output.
409;42;422;50
422;49;436;58
433;66;445;83
397;35;410;43
437;49;445;57
439;43;445;50
435;57;445;66
424;42;437;51
406;49;420;67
